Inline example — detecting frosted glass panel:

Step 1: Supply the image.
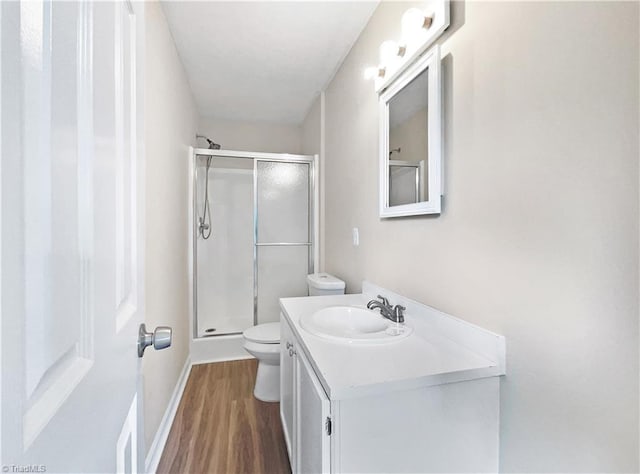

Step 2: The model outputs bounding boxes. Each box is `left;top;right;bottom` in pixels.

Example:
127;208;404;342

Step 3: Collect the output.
196;157;254;336
257;246;310;324
257;161;309;243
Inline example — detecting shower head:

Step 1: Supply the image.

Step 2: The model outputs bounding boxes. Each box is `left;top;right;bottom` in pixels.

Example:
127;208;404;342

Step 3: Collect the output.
196;134;221;150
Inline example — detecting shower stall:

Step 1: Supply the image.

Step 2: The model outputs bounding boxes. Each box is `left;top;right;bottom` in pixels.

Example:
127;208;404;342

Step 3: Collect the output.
191;148;316;342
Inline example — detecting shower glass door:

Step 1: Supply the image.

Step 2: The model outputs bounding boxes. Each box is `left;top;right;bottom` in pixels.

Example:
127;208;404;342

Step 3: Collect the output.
195;156;254;337
194;153;313;337
256;160;312;325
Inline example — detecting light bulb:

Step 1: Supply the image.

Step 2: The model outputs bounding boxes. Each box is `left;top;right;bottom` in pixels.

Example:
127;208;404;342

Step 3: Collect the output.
379;40;403;64
363;66;385;80
364;67;377;80
401;8;433;44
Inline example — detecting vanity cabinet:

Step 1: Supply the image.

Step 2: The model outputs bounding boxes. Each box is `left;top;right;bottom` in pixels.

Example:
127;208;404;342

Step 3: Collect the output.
279;285;505;474
280;316;296;461
296;345;331;473
281;316;331;474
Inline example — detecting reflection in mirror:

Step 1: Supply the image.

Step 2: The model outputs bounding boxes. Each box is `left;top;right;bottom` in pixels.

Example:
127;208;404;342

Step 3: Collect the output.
388;67;428;206
379;44;441;218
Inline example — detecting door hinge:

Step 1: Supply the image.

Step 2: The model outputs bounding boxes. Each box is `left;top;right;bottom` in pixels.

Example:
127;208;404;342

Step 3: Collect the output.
325;416;332;436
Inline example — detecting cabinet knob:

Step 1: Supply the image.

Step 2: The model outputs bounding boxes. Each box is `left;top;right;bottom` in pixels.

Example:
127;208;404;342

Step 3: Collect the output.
289;348;296;357
286;341;293;349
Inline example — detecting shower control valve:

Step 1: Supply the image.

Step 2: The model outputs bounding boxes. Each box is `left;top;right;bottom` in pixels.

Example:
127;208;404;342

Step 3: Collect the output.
198;217;210;232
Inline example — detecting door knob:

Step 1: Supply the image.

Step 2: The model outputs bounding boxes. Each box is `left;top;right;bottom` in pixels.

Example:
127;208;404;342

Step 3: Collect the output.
138;323;172;357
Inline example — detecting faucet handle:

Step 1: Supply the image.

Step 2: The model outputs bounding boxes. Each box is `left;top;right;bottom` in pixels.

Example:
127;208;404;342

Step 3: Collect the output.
377;295;390;307
393;305;406;323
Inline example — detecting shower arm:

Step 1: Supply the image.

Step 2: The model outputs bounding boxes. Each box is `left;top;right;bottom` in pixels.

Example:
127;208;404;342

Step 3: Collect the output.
196;134;221;150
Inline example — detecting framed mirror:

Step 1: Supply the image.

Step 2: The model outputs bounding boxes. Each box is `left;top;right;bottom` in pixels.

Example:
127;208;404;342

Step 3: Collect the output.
379;45;442;218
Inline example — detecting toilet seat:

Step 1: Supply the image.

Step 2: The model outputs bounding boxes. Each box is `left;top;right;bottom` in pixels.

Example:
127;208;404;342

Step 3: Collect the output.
243;322;280;344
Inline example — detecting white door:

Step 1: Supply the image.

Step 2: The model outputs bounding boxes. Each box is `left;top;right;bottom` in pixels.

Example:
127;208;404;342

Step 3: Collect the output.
296;349;331;474
280;317;296;463
1;1;149;472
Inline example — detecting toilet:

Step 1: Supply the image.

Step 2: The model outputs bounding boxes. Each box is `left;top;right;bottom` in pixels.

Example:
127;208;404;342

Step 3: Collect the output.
243;322;281;402
306;272;346;296
243;272;345;402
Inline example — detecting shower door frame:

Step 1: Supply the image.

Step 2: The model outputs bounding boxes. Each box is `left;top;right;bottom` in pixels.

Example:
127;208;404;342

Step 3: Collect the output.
388;159;423;205
191;148;317;339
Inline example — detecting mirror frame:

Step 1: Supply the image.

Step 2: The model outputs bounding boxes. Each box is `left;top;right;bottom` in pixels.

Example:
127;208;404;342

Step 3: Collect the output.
379;45;442;218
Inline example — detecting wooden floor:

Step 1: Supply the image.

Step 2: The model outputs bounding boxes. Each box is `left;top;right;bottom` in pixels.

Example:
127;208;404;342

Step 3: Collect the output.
157;359;291;474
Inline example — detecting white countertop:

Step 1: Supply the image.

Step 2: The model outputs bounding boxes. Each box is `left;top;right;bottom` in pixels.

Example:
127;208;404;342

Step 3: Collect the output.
280;285;505;400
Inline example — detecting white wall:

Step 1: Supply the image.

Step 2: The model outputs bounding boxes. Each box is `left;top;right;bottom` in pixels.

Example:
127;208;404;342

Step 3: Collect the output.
198;116;302;154
389;108;428;166
143;0;198;457
323;1;639;472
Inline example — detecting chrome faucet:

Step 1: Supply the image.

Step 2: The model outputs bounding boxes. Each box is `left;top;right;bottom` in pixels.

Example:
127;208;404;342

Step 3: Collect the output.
367;295;405;323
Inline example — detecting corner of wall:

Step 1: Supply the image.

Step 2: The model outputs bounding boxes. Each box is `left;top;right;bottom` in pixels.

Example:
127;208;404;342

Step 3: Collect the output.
143;0;199;459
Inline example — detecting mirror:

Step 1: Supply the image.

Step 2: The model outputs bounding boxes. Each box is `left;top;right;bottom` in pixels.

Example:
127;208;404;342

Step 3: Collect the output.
379;45;442;217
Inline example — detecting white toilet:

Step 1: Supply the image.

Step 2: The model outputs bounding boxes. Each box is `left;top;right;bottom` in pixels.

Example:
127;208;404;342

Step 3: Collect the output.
306;272;347;296
243;272;345;402
243;322;281;402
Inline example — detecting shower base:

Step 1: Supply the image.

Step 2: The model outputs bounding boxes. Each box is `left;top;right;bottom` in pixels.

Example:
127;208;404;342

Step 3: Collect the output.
196;314;253;338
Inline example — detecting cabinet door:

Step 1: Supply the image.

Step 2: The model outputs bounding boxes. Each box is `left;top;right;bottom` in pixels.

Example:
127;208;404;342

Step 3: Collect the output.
280;316;296;464
296;348;331;474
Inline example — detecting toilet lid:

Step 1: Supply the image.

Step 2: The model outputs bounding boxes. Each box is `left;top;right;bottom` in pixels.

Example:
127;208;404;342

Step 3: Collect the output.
244;322;280;344
307;272;345;290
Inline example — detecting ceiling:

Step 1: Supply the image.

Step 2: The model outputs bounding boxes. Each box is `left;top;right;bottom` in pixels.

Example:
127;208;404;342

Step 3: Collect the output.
161;1;379;125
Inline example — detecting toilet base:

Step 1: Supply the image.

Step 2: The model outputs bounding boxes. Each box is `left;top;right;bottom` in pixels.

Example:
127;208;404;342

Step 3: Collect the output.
254;361;280;402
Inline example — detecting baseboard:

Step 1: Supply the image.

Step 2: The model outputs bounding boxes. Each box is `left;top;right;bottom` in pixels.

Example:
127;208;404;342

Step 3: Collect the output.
145;357;192;474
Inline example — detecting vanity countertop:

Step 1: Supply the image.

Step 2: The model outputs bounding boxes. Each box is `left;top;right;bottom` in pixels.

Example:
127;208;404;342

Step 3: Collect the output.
280;282;506;400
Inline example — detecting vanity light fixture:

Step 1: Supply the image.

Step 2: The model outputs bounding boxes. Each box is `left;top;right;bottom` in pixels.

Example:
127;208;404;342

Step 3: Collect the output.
363;0;450;92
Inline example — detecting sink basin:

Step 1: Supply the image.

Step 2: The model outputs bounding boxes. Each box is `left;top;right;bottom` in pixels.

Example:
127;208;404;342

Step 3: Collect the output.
300;306;413;344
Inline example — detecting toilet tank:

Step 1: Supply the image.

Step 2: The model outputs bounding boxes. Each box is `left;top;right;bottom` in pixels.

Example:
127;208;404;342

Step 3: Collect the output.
307;273;346;296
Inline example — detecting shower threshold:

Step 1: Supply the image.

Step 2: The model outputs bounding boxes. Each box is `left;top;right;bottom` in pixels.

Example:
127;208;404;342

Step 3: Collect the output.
196;315;253;338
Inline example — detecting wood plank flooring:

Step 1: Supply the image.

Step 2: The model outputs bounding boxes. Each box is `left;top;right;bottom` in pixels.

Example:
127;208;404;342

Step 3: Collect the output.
157;359;291;474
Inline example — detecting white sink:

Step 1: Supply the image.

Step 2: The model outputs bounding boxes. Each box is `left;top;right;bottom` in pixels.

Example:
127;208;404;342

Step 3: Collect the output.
300;305;413;344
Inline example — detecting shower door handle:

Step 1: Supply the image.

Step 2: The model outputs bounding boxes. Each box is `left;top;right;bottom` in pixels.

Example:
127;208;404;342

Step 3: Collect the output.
138;323;172;357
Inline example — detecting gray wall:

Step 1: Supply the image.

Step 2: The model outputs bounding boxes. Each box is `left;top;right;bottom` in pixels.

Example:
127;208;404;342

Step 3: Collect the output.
302;95;322;156
144;0;197;457
323;1;639;471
